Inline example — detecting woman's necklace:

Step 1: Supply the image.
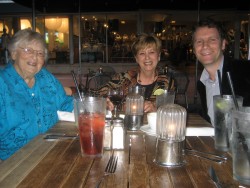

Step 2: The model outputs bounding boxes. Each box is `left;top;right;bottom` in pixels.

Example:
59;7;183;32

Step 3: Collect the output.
137;71;157;85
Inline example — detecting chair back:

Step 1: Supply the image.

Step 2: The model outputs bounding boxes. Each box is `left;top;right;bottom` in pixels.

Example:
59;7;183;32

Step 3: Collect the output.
173;71;189;94
87;74;111;90
172;70;189;109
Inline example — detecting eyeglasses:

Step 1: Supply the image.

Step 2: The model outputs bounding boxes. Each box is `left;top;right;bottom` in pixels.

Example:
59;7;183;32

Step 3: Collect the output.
19;47;45;58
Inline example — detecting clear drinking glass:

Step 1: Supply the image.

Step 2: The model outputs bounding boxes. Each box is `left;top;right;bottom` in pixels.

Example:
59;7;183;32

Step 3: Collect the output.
74;96;106;157
107;88;124;118
213;95;243;151
232;107;250;186
156;90;175;108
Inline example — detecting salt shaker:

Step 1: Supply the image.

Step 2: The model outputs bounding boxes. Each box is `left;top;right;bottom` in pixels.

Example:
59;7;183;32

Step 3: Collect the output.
104;118;112;150
112;118;125;150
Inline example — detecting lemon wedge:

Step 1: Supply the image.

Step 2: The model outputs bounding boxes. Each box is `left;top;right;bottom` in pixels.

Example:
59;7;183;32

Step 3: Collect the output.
153;89;164;95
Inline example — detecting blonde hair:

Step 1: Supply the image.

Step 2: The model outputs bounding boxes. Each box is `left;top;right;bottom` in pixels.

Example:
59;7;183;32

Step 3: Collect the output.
131;33;162;56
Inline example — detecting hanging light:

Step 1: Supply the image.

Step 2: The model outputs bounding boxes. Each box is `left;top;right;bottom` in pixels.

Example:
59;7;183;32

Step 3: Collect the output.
45;18;62;30
36;27;41;33
57;32;64;43
57;18;68;33
21;19;31;30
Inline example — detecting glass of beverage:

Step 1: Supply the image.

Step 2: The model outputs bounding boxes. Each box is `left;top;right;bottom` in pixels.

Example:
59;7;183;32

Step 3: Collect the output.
74;96;106;157
213;95;243;152
156;90;175;108
107;88;124;117
232;107;250;186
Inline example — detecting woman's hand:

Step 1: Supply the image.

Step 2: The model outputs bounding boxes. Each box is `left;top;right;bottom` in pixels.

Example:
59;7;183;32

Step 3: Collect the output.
144;100;157;113
106;97;114;111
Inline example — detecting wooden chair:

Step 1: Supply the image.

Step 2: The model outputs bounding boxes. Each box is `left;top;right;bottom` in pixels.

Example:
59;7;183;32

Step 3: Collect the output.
87;73;111;90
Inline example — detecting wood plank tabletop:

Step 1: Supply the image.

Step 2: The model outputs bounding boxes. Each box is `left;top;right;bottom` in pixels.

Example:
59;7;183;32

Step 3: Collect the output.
0;113;249;188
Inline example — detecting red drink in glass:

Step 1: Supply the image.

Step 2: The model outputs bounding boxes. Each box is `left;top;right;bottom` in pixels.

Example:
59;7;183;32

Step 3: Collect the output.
78;112;105;156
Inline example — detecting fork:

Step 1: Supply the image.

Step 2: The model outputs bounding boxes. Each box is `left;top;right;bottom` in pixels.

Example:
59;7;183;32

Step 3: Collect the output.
96;153;118;188
208;166;222;188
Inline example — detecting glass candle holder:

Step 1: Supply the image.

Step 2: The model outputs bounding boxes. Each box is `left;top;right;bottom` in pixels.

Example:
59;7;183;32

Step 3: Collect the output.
125;86;145;130
155;104;187;166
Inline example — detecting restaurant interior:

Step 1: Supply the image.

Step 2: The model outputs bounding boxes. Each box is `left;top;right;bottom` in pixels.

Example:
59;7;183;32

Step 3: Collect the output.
0;0;249;105
1;0;249;64
1;2;250;187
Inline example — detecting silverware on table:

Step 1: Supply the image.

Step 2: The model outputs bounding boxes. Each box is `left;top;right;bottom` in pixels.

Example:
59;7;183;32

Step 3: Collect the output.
96;152;118;188
185;148;227;164
208;166;222;188
44;133;78;141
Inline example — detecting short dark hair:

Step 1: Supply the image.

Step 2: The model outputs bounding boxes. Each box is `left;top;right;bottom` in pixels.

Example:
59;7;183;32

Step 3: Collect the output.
192;18;226;41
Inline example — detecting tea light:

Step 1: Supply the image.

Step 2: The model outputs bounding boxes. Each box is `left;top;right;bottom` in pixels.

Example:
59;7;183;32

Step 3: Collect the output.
132;105;137;114
168;124;176;139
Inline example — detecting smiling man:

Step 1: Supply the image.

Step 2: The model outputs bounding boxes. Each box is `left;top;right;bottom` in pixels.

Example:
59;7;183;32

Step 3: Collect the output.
193;18;250;124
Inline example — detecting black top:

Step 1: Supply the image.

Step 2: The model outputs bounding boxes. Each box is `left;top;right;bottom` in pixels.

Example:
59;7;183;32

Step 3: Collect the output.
197;57;250;123
137;81;156;100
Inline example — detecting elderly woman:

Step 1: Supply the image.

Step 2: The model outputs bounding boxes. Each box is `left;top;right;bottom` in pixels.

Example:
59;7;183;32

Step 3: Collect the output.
0;29;73;160
96;33;173;113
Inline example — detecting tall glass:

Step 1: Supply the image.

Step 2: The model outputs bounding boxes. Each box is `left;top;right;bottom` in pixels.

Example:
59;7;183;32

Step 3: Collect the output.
74;96;106;157
213;95;243;151
156;90;175;108
232;107;250;186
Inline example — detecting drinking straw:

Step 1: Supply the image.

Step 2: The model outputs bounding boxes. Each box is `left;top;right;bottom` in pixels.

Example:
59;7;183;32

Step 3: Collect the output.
226;72;239;110
217;70;223;97
167;73;173;92
85;73;89;91
71;70;83;101
227;71;250;163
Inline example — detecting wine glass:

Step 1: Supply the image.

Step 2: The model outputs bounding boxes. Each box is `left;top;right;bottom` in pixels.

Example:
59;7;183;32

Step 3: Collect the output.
107;88;124;118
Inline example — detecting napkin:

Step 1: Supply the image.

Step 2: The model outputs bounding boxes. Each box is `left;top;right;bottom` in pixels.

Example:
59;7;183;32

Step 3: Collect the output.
119;114;125;119
106;110;113;118
186;127;214;136
57;111;75;122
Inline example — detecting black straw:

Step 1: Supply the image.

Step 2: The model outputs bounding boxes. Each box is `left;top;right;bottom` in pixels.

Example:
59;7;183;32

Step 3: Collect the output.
226;72;239;110
71;70;83;101
217;70;223;97
167;73;173;92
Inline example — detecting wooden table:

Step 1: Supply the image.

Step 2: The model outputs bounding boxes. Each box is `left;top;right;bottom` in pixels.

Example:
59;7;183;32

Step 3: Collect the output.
0;114;248;188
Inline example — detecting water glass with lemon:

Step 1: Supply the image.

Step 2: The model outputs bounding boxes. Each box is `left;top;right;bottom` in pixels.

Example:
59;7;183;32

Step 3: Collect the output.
213;95;243;152
154;89;175;108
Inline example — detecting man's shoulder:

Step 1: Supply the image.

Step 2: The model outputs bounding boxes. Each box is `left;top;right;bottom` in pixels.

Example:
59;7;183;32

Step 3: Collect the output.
225;58;250;66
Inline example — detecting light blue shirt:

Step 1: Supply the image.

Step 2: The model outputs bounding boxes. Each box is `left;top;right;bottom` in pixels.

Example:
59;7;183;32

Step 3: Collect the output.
0;63;73;160
200;59;224;126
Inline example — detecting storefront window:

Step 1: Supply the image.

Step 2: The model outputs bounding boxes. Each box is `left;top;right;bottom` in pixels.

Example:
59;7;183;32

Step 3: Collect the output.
74;13;137;64
44;17;70;64
0;11;249;65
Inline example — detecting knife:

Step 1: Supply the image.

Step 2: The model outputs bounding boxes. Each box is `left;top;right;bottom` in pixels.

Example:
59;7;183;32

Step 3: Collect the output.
44;134;78;141
208;166;222;188
185;148;227;163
